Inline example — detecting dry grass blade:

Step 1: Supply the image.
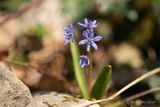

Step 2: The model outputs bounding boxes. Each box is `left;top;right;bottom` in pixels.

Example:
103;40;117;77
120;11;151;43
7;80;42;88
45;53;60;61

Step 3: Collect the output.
107;67;160;100
126;87;160;101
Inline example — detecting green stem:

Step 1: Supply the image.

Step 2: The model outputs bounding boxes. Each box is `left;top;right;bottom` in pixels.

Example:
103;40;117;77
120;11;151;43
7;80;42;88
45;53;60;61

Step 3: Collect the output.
87;51;93;92
70;41;89;98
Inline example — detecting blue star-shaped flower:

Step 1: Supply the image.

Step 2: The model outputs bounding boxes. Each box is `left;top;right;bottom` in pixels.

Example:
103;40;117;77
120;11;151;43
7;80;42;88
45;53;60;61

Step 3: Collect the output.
78;29;103;52
63;24;74;45
78;18;98;29
80;55;90;68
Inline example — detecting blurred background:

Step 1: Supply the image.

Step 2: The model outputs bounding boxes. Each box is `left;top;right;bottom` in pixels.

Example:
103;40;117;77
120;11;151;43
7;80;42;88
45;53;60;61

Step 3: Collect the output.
0;0;160;106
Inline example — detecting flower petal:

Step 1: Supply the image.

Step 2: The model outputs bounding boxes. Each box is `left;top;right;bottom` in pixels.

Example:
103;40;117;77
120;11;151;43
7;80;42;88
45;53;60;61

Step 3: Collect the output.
64;27;69;31
83;30;88;38
83;29;94;39
64;39;70;45
71;34;74;42
92;36;103;42
78;39;88;45
84;18;88;24
78;23;87;27
91;41;98;50
81;63;85;68
91;24;98;28
80;59;84;68
88;29;94;38
87;43;91;52
92;20;97;25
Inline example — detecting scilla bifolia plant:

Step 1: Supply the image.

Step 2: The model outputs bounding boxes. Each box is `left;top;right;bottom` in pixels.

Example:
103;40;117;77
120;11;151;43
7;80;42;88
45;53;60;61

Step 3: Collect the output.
62;18;112;99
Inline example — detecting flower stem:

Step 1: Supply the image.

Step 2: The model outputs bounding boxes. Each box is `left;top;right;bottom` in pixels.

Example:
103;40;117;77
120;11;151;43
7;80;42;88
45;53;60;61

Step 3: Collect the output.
87;51;93;92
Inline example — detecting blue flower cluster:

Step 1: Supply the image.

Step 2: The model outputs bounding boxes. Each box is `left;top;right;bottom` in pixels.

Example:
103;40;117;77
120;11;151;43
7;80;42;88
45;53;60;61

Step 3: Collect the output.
63;18;103;68
63;24;74;45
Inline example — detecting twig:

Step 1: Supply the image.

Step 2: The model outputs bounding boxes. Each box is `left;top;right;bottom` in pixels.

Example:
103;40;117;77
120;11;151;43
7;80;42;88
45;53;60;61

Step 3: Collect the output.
126;87;160;101
0;0;44;26
72;67;160;107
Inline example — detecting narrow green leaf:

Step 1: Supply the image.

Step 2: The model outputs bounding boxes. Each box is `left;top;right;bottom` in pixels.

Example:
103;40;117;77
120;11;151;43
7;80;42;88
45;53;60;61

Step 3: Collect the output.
90;65;112;99
70;41;89;98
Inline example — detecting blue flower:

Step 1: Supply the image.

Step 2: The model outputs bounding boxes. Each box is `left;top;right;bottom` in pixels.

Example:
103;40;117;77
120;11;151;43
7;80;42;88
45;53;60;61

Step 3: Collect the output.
78;29;103;52
63;24;74;45
78;18;97;29
80;55;90;68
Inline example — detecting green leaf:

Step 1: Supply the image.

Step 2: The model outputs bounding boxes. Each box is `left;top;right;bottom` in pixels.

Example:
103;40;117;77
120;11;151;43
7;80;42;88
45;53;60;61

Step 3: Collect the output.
11;54;28;63
32;25;47;39
70;41;89;98
90;65;112;99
